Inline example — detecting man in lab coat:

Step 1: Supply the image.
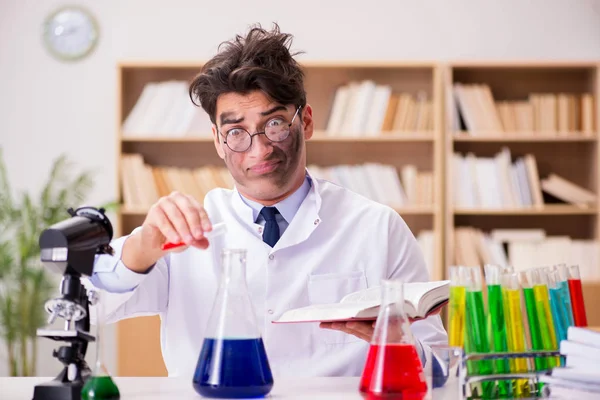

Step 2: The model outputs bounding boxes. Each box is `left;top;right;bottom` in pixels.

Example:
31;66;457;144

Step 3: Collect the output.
90;24;448;379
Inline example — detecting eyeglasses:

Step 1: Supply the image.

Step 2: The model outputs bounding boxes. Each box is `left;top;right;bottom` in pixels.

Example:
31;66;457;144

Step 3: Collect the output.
219;106;302;153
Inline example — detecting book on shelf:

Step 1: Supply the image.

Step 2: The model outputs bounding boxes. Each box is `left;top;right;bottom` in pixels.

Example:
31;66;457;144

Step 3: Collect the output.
120;154;233;208
540;174;598;208
452;227;599;279
453;148;596;209
121;80;212;137
325;80;434;136
307;163;433;208
272;280;450;323
451;83;595;136
121;156;434;211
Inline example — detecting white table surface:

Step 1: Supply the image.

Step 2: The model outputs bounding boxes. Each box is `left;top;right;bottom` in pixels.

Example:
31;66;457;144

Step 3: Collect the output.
0;376;457;399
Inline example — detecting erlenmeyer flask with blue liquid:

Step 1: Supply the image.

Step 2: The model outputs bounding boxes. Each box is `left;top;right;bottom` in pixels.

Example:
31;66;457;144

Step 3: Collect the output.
193;248;274;398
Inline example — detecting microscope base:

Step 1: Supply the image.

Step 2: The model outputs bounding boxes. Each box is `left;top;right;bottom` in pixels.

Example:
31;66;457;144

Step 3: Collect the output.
32;379;85;400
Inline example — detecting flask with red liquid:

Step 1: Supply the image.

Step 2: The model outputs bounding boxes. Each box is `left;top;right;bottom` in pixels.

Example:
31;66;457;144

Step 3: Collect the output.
192;248;273;398
359;279;427;400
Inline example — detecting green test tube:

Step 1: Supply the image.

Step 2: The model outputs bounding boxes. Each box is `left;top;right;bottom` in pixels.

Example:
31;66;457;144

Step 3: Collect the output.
465;266;494;398
484;264;511;398
519;270;548;372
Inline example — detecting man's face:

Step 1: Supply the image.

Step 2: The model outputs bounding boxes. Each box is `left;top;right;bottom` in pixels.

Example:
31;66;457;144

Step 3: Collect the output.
212;90;313;202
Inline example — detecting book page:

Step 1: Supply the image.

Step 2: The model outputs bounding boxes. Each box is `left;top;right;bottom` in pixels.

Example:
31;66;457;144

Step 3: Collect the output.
273;302;380;323
340;286;381;303
341;281;450;318
404;281;450;317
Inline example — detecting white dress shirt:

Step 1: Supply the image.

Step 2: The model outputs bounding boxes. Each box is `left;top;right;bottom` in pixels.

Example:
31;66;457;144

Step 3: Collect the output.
240;174;311;236
88;171;448;379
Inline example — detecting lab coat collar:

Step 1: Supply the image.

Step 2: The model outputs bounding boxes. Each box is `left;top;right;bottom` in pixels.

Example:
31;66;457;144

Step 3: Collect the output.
230;169;322;251
238;175;312;225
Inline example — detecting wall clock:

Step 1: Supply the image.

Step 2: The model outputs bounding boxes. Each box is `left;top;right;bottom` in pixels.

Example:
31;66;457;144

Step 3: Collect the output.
43;6;99;61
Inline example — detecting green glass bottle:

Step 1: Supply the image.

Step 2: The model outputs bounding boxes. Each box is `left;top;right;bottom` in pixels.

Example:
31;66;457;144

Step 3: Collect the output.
82;375;120;400
82;289;120;400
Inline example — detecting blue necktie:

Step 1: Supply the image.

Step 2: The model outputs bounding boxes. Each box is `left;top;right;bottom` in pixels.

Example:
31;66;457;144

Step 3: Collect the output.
260;207;280;247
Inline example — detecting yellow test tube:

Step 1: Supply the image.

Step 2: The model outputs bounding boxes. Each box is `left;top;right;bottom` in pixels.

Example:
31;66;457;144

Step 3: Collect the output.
532;269;560;368
502;273;532;397
449;266;467;347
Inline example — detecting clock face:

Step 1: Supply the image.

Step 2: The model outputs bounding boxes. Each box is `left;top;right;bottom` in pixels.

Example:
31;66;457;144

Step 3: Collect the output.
43;6;99;61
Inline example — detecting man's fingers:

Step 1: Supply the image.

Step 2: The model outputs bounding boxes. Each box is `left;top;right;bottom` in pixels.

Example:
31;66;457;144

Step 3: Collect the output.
345;321;374;337
191;237;209;249
152;205;180;244
194;199;212;232
319;321;373;342
340;326;371;342
172;194;204;240
159;198;192;243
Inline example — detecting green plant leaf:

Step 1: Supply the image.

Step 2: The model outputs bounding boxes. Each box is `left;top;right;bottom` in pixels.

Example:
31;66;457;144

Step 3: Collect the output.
0;149;14;225
0;294;18;343
0;241;15;280
0;149;113;376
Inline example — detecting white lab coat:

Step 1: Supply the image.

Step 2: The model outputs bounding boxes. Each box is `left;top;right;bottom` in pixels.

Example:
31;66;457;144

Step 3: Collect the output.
90;176;448;379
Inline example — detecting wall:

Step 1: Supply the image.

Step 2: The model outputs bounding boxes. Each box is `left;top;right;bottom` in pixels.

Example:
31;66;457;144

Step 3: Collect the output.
0;0;599;377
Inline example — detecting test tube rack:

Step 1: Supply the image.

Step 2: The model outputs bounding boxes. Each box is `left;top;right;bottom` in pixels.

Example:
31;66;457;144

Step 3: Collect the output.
458;350;561;400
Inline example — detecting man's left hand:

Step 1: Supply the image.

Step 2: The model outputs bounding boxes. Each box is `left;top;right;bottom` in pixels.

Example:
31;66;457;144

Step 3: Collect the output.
318;308;445;342
319;319;416;342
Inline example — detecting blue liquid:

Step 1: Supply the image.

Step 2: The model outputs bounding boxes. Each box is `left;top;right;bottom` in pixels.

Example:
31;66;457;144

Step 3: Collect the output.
549;288;567;343
559;281;574;327
193;338;274;399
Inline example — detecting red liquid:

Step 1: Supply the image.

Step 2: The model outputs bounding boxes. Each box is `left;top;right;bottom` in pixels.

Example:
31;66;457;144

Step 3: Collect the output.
568;279;588;327
162;241;185;250
359;344;427;400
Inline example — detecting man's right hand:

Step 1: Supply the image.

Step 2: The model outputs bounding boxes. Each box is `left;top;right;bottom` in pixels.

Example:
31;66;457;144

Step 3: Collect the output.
122;192;213;273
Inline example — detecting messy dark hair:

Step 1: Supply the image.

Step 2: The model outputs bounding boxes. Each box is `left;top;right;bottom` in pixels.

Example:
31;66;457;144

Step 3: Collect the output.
189;23;306;125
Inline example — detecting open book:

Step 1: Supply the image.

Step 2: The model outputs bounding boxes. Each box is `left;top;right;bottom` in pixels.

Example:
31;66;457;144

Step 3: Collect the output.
272;280;450;324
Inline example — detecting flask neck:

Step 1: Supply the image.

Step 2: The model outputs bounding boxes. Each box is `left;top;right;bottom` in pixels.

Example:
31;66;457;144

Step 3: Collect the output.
221;250;248;290
381;280;404;309
372;280;413;345
204;248;262;339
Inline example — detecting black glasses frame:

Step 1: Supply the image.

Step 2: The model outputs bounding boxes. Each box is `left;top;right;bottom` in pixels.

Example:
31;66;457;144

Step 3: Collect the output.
219;106;302;153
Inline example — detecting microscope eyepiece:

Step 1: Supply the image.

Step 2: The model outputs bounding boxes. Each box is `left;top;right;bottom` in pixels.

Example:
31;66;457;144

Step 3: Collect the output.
39;206;114;276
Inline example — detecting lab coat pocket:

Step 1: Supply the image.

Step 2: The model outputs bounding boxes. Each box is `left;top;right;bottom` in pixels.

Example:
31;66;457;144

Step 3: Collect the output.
308;270;368;345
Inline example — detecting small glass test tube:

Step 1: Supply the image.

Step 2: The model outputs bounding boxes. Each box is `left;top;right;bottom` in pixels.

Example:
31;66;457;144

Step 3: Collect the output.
554;264;574;327
532;268;560;368
567;265;588;327
465;267;494;398
449;266;467;348
485;264;511;398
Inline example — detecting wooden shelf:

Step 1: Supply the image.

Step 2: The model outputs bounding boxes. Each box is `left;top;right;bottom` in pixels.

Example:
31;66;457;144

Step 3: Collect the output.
120;205;151;216
392;205;436;214
310;131;435;142
121;204;436;216
453;132;597;142
454;205;597;215
121;136;212;143
121;131;436;143
117;59;438;69
116;60;600;377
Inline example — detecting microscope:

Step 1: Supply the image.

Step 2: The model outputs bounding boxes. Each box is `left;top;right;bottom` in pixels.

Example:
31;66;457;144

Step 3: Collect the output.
33;206;115;400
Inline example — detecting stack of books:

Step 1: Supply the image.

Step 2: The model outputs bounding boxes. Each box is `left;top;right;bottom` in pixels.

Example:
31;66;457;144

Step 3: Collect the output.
452;83;596;135
541;327;600;397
